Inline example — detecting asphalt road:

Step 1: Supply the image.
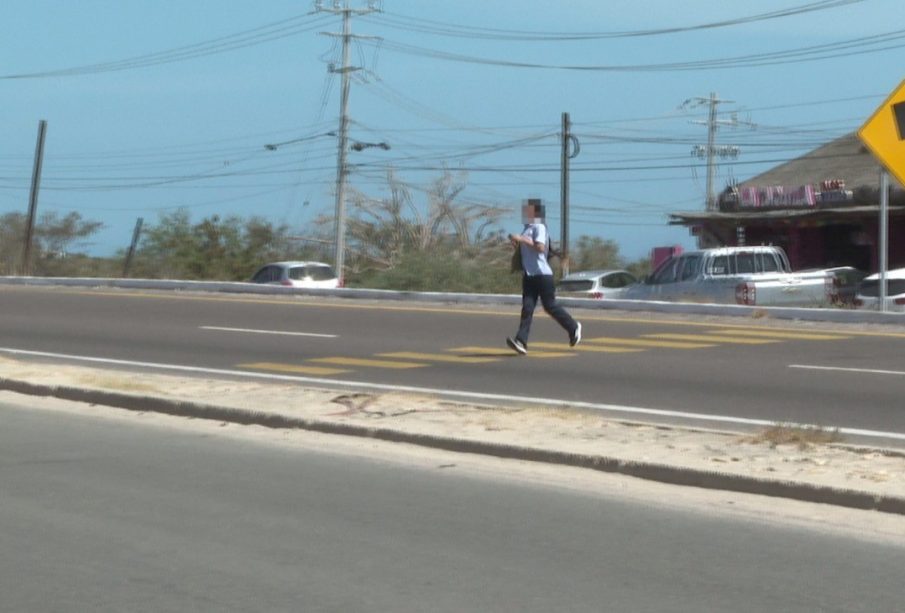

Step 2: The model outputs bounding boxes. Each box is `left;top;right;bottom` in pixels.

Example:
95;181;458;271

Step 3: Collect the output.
2;400;904;612
1;286;904;437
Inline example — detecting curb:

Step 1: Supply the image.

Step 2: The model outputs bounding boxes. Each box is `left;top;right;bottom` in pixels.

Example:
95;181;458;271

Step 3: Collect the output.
3;377;904;516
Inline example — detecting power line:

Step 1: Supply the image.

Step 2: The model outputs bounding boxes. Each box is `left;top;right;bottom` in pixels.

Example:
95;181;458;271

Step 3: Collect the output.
1;14;332;79
352;149;877;174
360;28;905;72
364;1;864;41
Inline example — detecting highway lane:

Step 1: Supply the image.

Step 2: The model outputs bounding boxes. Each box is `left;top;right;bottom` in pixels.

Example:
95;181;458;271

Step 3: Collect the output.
3;400;904;612
1;286;904;436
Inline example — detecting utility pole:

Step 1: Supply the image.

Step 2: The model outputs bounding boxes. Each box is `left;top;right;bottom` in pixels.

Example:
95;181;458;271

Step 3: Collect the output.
683;93;746;212
317;0;380;286
22;119;48;276
703;93;720;212
560;112;579;276
122;217;144;278
879;169;889;312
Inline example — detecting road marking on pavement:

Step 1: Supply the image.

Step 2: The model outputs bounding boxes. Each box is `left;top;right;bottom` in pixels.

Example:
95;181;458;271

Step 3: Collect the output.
790;364;905;377
450;346;576;358
308;357;427;369
238;362;350;376
707;329;850;341
530;342;643;354
585;336;714;349
377;352;499;364
3;346;905;442
644;333;779;345
201;326;337;338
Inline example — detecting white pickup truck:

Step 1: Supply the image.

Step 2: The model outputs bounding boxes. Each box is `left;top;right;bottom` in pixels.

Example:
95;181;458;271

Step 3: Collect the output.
623;246;836;307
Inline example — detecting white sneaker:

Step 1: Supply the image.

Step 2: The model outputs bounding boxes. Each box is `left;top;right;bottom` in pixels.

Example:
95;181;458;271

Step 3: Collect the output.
570;322;582;347
506;337;528;355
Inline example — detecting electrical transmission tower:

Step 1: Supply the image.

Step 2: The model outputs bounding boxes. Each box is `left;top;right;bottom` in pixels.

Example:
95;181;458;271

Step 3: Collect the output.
316;0;381;285
682;93;752;212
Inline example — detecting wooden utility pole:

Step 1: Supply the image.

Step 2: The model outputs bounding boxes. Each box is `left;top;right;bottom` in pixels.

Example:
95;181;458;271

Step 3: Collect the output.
122;217;144;278
22;119;48;276
560;112;579;276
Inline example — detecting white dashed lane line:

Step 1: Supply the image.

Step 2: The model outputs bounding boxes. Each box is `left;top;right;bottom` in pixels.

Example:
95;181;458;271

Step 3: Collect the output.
789;364;905;377
200;326;337;338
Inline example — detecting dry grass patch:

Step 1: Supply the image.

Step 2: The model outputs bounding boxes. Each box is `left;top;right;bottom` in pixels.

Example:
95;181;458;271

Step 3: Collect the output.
521;406;604;425
742;423;844;450
76;375;159;394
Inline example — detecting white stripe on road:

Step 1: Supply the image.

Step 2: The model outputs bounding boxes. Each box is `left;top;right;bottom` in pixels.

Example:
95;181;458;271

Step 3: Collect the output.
790;364;905;377
1;347;904;442
200;326;336;338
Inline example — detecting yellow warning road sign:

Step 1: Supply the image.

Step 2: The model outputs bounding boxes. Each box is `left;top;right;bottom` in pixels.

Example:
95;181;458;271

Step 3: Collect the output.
858;79;905;187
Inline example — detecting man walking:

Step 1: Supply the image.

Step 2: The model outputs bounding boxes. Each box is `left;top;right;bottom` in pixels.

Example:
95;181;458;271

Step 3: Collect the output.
506;200;581;355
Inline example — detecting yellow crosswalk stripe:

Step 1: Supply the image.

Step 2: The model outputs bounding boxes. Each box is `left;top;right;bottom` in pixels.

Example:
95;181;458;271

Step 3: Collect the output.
450;346;576;358
309;357;427;369
706;329;850;341
530;342;643;354
585;336;715;349
644;333;778;345
377;351;500;364
238;362;350;376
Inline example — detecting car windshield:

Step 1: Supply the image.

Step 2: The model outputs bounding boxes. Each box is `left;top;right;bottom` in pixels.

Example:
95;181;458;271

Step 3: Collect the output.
289;266;335;281
858;278;905;297
559;280;594;292
650;258;680;284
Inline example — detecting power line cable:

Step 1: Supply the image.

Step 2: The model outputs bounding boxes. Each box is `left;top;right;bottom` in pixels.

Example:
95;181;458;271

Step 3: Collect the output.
360;27;905;72
1;13;331;79
364;1;863;41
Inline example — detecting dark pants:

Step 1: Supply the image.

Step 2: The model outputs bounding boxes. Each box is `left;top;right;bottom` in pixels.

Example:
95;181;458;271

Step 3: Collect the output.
516;274;577;346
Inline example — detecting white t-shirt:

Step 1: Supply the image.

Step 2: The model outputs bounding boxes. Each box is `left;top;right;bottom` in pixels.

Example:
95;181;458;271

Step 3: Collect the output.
519;223;553;276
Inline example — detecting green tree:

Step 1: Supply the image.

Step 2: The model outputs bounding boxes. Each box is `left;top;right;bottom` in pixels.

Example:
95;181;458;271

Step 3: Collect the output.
567;234;652;280
130;210;308;280
0;211;103;275
569;235;624;271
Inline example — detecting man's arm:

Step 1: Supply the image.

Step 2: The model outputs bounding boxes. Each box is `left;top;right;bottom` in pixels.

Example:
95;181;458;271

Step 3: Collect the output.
508;231;546;253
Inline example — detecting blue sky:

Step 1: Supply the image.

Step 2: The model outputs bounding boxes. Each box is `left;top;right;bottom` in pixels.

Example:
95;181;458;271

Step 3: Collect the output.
1;0;903;262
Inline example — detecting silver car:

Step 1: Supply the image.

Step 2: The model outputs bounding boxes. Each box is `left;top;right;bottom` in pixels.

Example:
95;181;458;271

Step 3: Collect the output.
557;269;638;300
250;261;340;289
855;267;905;312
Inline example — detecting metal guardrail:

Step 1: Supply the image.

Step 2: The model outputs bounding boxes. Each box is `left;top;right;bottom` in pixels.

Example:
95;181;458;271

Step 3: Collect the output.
1;275;903;324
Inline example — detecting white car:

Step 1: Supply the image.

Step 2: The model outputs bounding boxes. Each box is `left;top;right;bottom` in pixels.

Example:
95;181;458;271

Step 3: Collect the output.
557;269;638;300
855;267;905;312
250;261;340;289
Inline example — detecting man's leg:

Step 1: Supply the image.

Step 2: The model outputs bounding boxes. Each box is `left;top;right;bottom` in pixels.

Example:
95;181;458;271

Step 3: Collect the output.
515;275;540;346
538;275;579;336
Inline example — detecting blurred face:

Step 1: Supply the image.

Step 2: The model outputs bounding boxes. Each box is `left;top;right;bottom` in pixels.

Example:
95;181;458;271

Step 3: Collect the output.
521;204;542;224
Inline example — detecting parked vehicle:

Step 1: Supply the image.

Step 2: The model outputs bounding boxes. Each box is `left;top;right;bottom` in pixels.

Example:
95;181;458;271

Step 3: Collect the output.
557;269;638;299
622;246;836;307
854;267;905;312
249;261;339;289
